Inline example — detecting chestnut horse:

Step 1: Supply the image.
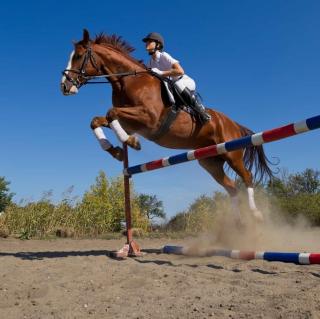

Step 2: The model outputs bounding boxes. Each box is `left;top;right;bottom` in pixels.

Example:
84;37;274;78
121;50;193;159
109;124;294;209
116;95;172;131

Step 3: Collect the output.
61;29;273;222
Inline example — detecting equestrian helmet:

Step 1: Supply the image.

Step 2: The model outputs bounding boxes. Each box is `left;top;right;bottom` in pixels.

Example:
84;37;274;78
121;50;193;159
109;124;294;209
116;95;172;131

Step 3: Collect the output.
142;32;164;49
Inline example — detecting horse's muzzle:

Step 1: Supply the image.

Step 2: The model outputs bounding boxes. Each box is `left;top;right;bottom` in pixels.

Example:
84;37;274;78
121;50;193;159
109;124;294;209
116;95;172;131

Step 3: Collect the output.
60;82;78;96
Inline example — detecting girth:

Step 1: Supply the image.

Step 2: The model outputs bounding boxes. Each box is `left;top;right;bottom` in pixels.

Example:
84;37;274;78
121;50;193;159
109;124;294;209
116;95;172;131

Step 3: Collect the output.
149;104;181;141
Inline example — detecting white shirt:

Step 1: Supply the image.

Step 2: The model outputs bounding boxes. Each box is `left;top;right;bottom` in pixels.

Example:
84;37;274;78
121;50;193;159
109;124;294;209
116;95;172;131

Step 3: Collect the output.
147;50;195;90
147;51;179;71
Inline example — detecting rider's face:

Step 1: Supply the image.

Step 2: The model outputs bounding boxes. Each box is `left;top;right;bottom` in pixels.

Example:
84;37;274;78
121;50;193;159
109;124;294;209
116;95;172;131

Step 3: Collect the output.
145;40;157;54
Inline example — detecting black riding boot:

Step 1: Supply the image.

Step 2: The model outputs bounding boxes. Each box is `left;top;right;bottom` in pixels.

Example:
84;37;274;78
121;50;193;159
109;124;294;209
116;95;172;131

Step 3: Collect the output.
180;87;211;123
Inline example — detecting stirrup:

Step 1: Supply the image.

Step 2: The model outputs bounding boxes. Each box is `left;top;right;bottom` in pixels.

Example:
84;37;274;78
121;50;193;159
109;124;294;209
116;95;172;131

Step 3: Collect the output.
201;111;211;122
191;106;211;123
196;105;211;122
198;112;211;123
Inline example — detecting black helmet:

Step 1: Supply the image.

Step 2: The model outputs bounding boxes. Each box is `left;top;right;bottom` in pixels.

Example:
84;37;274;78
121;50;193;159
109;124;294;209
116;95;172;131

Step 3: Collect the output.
142;32;164;49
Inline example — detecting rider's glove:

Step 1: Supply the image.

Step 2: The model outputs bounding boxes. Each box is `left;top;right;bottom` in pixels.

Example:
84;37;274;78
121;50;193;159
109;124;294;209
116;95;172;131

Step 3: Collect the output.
151;68;164;76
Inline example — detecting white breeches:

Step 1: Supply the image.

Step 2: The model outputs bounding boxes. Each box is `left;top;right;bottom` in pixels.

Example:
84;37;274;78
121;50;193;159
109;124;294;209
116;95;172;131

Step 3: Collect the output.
173;75;196;93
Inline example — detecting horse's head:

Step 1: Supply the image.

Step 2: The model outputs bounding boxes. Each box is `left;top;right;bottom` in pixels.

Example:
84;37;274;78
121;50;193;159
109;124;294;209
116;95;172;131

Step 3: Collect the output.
61;29;101;95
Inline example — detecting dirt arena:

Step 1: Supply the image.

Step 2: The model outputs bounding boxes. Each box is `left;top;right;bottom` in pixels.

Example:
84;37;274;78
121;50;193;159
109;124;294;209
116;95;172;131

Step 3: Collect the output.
1;236;320;319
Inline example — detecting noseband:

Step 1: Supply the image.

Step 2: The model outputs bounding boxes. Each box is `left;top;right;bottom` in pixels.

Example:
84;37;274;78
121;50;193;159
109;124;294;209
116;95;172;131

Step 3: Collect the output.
62;45;100;88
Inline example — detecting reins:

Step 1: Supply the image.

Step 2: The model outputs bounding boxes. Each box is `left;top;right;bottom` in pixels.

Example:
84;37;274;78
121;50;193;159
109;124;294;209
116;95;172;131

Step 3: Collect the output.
62;44;149;87
62;68;149;86
82;70;149;84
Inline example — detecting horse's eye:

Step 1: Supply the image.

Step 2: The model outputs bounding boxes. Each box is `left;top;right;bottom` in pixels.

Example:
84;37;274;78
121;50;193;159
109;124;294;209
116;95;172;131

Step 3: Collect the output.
73;54;81;60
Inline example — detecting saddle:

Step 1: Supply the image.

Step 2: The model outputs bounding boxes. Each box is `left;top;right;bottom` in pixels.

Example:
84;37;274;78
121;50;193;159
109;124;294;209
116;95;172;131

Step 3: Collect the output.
159;74;198;115
150;72;198;141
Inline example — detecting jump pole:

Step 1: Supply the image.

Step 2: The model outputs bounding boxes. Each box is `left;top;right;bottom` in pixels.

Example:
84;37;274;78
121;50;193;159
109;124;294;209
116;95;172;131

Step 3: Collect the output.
124;115;320;176
113;114;320;260
163;245;320;265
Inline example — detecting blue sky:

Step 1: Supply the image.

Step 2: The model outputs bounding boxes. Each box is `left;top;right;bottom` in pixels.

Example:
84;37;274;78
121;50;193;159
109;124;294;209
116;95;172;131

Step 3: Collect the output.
1;0;319;218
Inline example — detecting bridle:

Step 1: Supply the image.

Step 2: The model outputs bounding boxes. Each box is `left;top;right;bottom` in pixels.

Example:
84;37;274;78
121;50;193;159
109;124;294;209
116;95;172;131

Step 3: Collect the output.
62;44;149;88
62;45;100;88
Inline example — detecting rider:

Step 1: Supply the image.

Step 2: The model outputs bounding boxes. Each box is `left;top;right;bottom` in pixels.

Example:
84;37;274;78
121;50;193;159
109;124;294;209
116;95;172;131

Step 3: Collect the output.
142;32;211;123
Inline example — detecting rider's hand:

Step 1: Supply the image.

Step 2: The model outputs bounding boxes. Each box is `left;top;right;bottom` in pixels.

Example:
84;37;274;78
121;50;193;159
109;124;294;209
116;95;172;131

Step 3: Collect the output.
151;68;164;76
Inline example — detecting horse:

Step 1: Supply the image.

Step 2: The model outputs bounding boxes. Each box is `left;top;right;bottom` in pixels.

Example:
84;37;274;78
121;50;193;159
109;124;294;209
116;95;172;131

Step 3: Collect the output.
61;29;273;222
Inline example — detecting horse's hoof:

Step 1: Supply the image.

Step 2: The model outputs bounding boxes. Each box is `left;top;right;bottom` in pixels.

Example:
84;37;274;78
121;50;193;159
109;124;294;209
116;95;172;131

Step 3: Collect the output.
127;135;141;150
252;209;264;222
108;146;124;161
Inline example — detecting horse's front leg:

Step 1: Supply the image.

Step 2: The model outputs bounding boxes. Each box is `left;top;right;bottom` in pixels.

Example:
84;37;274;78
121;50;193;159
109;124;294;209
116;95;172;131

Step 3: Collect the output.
109;119;141;150
107;106;151;151
90;116;124;161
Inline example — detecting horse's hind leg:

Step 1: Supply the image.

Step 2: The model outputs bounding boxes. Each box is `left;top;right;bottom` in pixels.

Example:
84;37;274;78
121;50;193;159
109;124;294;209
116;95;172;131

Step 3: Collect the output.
198;157;242;222
90;116;124;161
226;154;263;221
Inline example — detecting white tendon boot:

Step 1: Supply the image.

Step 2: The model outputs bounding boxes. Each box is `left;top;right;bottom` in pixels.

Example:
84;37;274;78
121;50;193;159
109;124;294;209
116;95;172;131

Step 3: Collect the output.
110;120;129;143
247;187;264;222
110;120;141;150
93;127;112;151
93;127;124;161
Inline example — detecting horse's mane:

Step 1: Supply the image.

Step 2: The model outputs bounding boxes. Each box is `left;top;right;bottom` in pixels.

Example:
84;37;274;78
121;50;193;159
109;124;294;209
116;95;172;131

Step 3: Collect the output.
92;33;145;67
94;33;134;55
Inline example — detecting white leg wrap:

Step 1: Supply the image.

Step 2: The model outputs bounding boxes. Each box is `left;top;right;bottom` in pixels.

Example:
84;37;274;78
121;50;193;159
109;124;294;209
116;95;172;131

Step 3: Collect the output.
110;120;129;143
247;187;258;211
93;127;112;151
231;195;241;219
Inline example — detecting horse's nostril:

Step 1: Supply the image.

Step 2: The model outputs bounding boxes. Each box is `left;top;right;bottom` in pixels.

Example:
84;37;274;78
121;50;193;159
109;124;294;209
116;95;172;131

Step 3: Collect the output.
61;83;68;94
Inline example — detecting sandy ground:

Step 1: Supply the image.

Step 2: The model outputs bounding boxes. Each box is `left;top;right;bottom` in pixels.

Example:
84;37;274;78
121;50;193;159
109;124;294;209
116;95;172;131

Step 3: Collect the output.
1;237;320;319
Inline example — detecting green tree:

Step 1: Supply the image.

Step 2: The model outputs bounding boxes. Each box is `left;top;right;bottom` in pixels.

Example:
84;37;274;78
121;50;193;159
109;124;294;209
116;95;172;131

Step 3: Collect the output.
78;171;124;233
267;169;320;197
136;194;165;223
267;168;320;224
287;169;320;195
0;177;14;212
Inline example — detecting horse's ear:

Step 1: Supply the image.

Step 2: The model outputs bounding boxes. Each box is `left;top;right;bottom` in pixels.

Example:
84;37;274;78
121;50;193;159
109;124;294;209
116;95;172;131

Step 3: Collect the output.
83;29;90;44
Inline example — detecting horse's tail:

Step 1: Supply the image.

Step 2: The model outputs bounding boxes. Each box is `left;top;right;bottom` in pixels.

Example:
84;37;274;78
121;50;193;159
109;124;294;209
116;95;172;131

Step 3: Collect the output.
238;124;274;184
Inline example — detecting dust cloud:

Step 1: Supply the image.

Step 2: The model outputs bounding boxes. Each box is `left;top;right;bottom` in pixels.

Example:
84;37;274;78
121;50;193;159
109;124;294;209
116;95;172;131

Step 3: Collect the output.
185;192;320;254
